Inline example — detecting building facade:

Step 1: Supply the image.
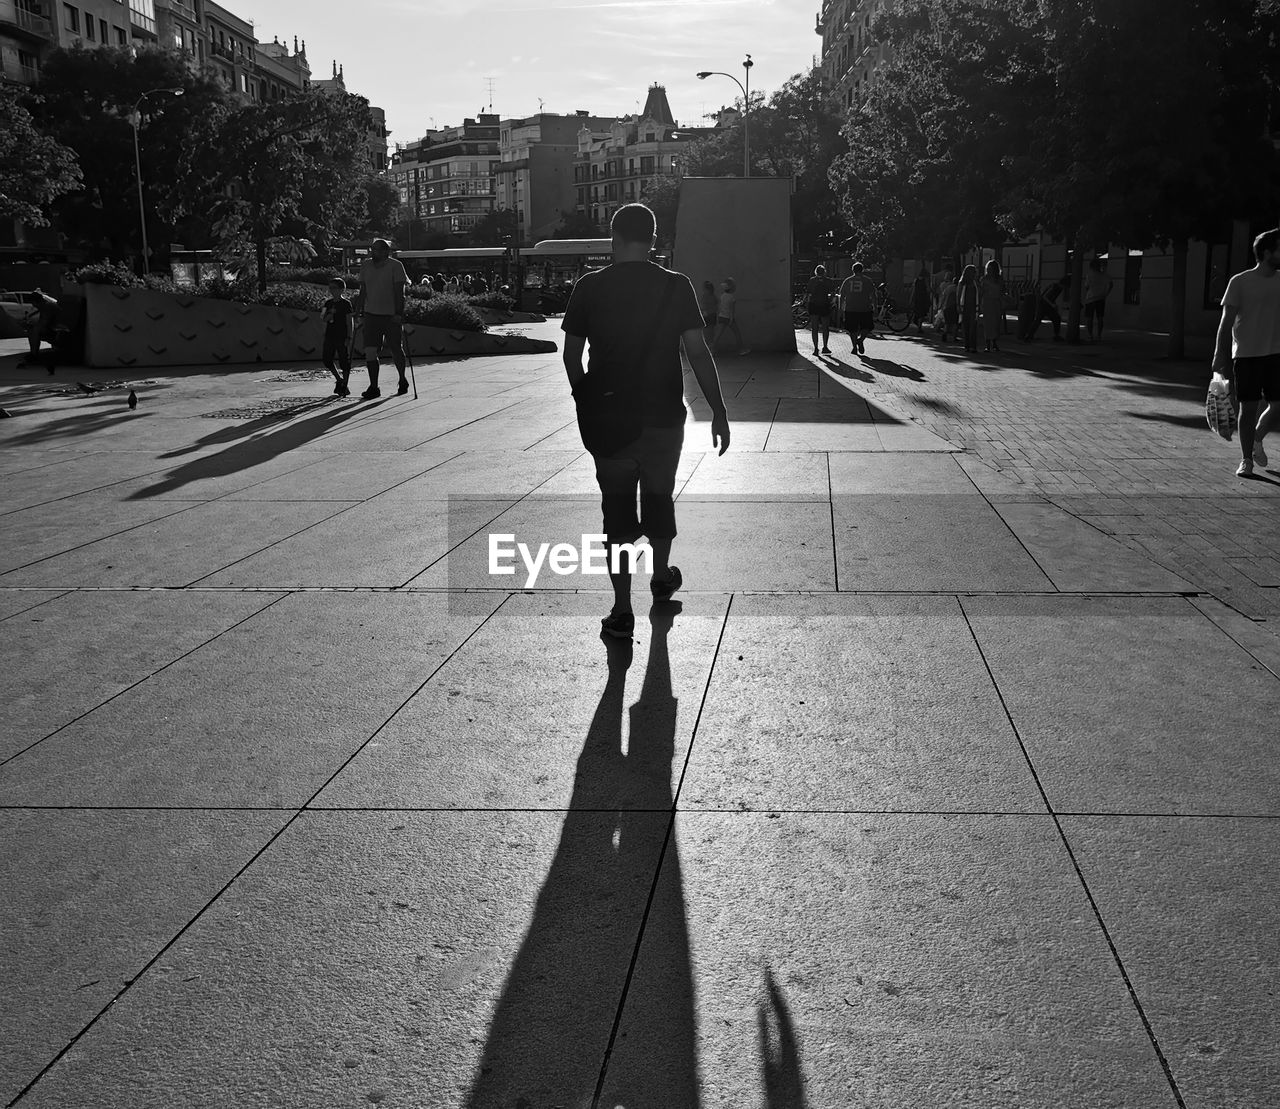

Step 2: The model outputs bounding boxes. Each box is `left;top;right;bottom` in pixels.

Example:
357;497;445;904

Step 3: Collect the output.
571;85;706;231
815;0;890;110
495;111;613;245
0;0;54;85
389;115;500;239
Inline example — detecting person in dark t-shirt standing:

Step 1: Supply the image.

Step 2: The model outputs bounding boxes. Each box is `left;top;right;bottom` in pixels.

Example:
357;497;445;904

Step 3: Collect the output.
562;202;731;640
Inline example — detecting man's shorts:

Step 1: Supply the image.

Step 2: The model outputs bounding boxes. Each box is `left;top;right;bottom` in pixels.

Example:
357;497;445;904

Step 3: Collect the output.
593;424;685;543
1234;353;1280;403
362;313;402;353
847;311;874;334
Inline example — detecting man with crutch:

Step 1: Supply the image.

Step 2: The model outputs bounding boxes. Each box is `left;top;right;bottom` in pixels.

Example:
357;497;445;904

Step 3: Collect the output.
354;238;411;399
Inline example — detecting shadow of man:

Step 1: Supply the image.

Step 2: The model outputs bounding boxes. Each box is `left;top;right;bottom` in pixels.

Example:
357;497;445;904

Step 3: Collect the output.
466;603;698;1109
758;965;809;1109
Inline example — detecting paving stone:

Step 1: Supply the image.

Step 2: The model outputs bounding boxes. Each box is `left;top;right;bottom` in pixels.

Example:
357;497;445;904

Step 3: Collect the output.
0;808;286;1107
0;588;66;622
11;810;665;1109
1062;815;1280;1109
602;812;1172;1107
681;594;1043;812
962;595;1280;814
0;592;503;806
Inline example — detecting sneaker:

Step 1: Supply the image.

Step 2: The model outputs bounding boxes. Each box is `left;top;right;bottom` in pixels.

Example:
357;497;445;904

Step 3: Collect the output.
822;346;831;353
650;565;682;603
361;386;381;400
1237;458;1254;477
600;610;635;639
397;379;409;395
1253;440;1268;468
332;382;343;395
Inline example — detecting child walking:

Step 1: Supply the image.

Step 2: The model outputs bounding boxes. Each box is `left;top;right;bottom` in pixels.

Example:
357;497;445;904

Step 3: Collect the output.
322;277;354;396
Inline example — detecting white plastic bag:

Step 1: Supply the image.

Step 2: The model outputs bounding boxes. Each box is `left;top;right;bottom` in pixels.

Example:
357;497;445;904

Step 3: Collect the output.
1206;372;1237;440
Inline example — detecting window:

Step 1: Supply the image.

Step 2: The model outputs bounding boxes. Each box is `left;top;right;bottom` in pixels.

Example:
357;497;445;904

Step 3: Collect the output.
100;17;108;40
86;14;95;38
116;25;127;43
640;156;655;175
63;5;79;33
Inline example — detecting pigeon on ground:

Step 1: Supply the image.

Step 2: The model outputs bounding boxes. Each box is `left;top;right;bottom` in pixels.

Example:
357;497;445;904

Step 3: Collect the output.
77;381;100;394
127;390;137;409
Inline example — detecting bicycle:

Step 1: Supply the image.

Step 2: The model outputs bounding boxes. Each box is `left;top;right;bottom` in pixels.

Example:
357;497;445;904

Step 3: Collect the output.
872;285;911;334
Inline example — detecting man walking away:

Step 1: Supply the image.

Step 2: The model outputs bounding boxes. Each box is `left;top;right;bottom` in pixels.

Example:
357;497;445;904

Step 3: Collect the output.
562;203;731;639
837;261;876;355
807;264;835;353
1082;258;1114;342
355;238;410;399
1212;228;1280;477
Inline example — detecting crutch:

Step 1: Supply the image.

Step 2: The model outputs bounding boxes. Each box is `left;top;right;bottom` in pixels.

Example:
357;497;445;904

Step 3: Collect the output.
404;327;417;399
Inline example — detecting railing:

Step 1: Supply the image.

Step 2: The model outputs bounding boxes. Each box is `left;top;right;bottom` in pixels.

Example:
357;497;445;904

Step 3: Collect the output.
0;2;54;38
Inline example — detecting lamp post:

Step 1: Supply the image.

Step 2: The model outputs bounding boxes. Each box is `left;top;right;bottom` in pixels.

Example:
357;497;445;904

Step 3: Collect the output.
130;87;184;275
697;53;754;178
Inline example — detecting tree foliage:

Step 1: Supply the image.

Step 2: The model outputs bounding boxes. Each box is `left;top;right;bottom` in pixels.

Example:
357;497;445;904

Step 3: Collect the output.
0;85;83;227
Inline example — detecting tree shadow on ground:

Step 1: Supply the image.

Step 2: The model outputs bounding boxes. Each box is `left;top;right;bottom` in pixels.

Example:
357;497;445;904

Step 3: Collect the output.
126;400;378;499
466;602;698;1108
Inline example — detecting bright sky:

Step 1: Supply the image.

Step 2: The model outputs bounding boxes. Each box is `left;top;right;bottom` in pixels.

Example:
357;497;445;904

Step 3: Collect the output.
253;0;823;148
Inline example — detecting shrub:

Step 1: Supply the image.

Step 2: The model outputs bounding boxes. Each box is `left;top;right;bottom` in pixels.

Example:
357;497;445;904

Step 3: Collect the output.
194;273;256;301
69;261;143;287
467;290;515;312
142;274;178;293
254;282;329;311
404;292;485;331
405;284;434;301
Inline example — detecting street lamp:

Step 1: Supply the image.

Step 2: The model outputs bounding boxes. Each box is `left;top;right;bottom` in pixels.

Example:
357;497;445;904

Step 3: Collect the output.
697;53;754;178
130;87;184;275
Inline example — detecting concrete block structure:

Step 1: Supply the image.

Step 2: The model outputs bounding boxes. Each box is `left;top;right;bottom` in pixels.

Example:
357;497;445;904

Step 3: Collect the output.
674;177;795;353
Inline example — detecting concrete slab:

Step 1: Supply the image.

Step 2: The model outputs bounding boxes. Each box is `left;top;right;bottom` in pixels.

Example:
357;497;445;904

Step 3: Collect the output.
0;497;195;575
871;421;957;451
111;446;342;502
601;812;1172;1107
1;500;356;587
0;808;287;1107
316;592;727;808
680;450;830;499
1188;596;1280;680
0;453;174;514
735;370;819;399
0;588;66;621
667;500;836;591
829;451;980;494
12;810;667;1109
833;495;1055;592
955;453;1036;494
681;594;1043;812
764;418;884;452
962;595;1280;814
0;592;503;806
0;590;278;761
199;498;515;589
993;501;1194;592
219;450;461;501
377;449;582;502
1063;816;1280;1108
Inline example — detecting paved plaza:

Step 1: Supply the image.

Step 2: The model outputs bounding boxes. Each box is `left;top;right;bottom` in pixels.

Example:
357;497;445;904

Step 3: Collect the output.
1;320;1277;1108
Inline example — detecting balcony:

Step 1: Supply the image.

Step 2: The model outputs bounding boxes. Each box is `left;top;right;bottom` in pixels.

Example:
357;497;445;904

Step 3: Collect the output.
210;39;234;61
0;1;54;40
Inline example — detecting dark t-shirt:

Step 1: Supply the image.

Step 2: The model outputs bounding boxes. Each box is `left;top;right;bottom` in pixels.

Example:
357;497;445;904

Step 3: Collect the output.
561;261;704;428
323;296;352;336
807;275;834;314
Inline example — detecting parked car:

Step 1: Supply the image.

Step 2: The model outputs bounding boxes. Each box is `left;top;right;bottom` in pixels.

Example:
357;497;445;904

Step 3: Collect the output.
0;291;41;327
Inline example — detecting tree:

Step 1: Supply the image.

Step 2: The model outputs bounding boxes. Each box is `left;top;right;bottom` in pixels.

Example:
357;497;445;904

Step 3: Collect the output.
550;210;601;239
208;89;374;291
639;175;680;248
0;85;83;227
359;174;402;237
27;44;229;262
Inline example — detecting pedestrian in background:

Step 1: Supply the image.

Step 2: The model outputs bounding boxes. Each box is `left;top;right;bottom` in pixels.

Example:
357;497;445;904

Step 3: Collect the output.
321;277;353;396
1083;258;1114;342
910;268;933;334
699;280;718;328
25;287;59;363
938;271;959;342
837;261;877;355
1211;227;1280;477
712;278;749;356
807;264;835;353
354;238;410;399
958;265;979;353
981;259;1005;352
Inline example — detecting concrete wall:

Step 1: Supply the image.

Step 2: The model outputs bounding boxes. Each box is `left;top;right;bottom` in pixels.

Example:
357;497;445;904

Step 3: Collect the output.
672;177;795;352
82;284;554;368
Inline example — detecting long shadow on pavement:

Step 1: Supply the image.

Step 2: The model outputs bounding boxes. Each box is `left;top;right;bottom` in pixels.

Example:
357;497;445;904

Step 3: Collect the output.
466;604;698;1107
126;400;378;499
759;966;809;1109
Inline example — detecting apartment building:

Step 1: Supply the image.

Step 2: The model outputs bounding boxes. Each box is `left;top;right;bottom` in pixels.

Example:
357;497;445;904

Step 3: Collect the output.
0;0;54;85
815;0;889;109
495;111;614;245
390;116;500;239
572;85;707;229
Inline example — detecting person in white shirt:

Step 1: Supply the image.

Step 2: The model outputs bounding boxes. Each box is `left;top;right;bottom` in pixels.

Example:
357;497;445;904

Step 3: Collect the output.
354;239;410;399
1212;228;1280;476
